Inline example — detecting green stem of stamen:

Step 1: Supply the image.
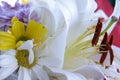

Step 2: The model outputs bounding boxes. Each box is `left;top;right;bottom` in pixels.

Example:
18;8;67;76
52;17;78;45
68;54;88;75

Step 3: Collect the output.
100;16;117;35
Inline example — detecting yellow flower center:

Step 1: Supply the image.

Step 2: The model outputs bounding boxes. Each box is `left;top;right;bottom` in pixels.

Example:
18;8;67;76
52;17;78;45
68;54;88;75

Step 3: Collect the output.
16;50;37;69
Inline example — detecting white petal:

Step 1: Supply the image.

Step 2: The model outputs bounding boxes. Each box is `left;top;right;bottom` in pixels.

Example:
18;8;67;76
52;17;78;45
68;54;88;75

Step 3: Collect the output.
1;49;16;56
32;65;49;80
28;49;34;64
112;46;120;68
67;0;98;44
111;0;120;18
44;66;87;80
38;26;68;68
96;65;120;79
112;46;120;58
18;40;33;50
56;0;76;24
0;55;17;67
5;73;18;80
0;65;18;80
91;53;112;66
76;0;97;21
0;50;17;67
74;65;105;79
93;10;108;20
18;67;31;80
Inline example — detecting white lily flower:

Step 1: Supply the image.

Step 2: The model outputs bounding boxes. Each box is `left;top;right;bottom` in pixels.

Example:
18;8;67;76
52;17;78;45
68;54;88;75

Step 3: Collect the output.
63;0;120;79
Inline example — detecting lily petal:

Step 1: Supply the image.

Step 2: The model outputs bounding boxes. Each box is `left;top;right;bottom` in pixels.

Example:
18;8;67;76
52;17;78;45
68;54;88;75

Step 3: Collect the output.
66;0;98;44
73;65;105;79
38;26;68;68
44;66;87;80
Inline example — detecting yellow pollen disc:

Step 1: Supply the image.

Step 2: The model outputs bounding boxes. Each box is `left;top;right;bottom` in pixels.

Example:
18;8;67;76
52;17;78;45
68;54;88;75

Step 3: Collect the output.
16;50;37;69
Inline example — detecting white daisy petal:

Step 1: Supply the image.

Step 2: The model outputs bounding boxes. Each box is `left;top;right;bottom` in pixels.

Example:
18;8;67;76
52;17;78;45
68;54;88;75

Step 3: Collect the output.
0;50;17;67
18;67;24;80
18;67;31;80
0;54;17;67
2;49;16;56
18;40;33;50
0;65;18;80
28;49;34;64
32;65;49;80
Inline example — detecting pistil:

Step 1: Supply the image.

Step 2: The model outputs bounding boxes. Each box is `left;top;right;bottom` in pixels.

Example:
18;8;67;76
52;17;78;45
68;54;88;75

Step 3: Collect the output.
16;50;37;69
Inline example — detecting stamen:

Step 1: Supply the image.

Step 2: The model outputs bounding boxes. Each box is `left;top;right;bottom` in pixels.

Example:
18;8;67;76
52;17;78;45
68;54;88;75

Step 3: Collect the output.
99;33;108;64
99;33;108;51
100;16;117;35
105;42;114;65
100;52;108;65
16;50;37;69
99;33;114;65
92;19;102;46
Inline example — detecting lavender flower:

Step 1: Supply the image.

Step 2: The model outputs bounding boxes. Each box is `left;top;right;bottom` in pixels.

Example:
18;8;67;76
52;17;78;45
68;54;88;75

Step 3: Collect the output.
0;0;30;31
0;0;42;31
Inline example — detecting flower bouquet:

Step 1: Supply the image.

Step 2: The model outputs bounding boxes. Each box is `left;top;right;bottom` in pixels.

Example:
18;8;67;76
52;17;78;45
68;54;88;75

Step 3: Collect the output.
0;0;120;80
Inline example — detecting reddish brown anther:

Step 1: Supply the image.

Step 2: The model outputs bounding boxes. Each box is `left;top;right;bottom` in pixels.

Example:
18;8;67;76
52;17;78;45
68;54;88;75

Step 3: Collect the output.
99;33;108;64
92;19;102;46
99;34;114;65
106;42;114;65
